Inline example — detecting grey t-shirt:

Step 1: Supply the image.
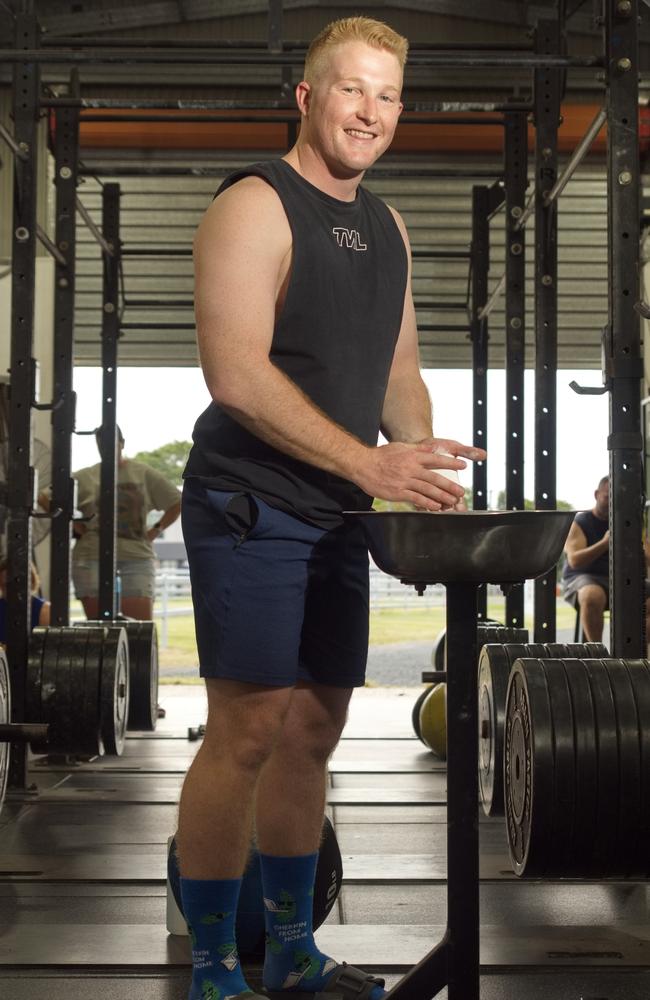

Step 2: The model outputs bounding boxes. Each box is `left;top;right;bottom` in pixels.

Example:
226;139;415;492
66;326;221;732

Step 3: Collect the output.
73;459;180;560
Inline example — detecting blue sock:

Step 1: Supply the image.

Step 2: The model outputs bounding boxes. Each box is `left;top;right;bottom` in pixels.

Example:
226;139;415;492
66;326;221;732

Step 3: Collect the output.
180;876;255;1000
260;852;384;1000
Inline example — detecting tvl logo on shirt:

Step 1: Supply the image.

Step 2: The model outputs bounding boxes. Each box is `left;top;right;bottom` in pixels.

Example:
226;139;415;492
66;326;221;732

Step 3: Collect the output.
332;227;367;251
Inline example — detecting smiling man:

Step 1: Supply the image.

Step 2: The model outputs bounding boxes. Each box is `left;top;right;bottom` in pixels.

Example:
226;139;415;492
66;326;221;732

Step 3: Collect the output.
178;17;484;1000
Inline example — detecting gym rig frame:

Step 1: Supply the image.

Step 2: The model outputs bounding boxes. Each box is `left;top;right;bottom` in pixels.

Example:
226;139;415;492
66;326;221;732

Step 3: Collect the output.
1;2;647;999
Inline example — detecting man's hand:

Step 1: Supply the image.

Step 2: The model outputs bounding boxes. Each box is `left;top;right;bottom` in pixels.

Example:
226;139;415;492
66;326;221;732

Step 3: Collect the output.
355;437;486;511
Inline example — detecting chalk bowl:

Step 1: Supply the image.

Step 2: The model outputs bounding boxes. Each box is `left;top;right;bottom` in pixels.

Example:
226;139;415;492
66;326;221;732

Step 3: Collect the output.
343;510;575;586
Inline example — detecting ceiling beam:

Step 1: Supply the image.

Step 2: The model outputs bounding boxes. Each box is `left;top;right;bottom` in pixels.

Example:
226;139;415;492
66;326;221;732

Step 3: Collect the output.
38;0;639;41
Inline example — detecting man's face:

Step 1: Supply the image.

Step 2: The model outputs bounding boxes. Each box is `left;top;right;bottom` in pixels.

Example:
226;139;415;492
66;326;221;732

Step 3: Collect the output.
594;481;609;518
301;41;403;177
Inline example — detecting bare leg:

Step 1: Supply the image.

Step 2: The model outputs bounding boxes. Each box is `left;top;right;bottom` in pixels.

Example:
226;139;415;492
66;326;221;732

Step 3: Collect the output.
577;584;607;643
176;678;294;878
121;596;153;619
255;682;352;856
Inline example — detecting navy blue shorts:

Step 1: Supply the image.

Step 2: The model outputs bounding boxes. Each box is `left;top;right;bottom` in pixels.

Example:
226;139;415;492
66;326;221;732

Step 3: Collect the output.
181;479;370;687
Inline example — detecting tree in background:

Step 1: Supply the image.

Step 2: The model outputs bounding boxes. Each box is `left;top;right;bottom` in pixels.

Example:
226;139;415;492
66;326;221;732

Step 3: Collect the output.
495;491;573;512
132;441;192;489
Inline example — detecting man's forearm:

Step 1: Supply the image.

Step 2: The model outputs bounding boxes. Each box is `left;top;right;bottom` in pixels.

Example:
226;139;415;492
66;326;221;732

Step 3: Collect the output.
380;371;433;443
214;360;369;482
568;537;609;569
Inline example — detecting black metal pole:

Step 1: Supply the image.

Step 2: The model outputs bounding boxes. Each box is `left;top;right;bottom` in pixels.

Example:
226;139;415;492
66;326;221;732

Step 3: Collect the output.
533;19;562;643
604;0;645;656
50;104;80;627
385;581;480;1000
445;582;480;1000
268;0;283;53
504;112;528;629
6;11;40;792
471;186;490;621
97;184;121;622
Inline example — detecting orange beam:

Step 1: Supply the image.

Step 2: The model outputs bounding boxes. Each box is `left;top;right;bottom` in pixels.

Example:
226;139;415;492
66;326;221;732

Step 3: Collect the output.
69;104;619;155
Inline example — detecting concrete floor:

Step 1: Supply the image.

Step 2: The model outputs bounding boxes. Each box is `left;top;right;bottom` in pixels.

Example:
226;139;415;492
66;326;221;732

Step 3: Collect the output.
0;683;648;1000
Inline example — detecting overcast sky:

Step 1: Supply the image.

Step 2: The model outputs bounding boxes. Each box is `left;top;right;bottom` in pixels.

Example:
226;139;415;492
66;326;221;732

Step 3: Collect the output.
71;366;609;511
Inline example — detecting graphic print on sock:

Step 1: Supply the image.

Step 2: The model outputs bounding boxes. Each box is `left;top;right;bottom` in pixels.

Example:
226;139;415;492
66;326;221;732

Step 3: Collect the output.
180;876;254;1000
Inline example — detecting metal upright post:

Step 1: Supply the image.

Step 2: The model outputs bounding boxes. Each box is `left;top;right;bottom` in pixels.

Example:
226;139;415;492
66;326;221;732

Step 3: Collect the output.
444;582;480;1000
471;186;490;621
50;104;80;626
604;0;645;656
268;0;283;53
97;184;121;622
533;19;561;643
6;11;40;791
504;113;528;628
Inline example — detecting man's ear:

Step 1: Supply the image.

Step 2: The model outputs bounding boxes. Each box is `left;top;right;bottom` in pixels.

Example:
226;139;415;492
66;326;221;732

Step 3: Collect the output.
295;80;311;116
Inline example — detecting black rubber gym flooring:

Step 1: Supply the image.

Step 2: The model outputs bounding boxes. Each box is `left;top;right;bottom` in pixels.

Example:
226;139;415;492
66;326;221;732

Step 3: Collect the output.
0;685;649;999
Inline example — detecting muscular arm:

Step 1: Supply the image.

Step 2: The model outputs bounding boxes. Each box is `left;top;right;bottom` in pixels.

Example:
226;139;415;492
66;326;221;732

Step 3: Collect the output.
193;177;479;509
379;208;433;444
564;519;609;570
194;178;372;481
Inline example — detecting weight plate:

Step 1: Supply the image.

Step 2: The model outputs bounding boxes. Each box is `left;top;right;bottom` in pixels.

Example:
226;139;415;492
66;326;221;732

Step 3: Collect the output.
0;649;10;816
478;645;510;816
484;626;529;646
506;642;548;663
540;659;576;877
623;660;650;877
431;630;445;671
543;643;572;659
565;642;609;659
411;687;431;741
82;627;104;757
26;627;47;727
125;621;159;731
562;659;598;877
67;627;89;754
431;620;508;671
603;659;642;878
39;628;60;737
504;658;554;877
52;628;80;753
419;683;446;758
582;659;619;877
477;642;560;819
100;626;130;756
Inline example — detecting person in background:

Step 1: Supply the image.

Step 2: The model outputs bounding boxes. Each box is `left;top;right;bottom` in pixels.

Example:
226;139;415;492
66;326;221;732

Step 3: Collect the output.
562;475;610;641
72;426;181;620
0;558;50;644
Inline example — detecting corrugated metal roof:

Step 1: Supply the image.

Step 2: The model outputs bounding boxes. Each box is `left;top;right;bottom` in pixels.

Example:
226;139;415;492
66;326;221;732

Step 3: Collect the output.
72;152;616;369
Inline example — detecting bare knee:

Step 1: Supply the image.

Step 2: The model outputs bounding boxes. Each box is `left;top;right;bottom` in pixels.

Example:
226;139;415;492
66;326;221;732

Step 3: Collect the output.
276;684;351;764
578;585;606;614
203;680;293;773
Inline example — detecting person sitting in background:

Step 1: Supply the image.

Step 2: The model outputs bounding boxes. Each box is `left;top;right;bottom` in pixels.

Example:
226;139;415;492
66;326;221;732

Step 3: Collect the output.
0;558;50;644
562;475;610;642
72;426;181;621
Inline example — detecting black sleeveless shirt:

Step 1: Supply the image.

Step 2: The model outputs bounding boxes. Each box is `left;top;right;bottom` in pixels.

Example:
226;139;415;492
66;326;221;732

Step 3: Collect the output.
562;509;609;581
184;159;408;528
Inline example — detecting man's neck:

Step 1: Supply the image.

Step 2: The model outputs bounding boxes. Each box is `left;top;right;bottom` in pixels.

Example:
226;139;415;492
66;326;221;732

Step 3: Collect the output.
284;145;362;203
